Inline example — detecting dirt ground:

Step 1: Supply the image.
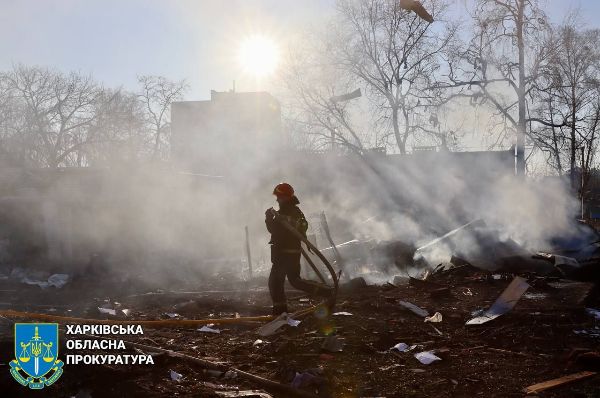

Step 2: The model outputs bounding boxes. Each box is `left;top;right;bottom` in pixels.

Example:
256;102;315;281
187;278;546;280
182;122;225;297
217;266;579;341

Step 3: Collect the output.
1;267;600;398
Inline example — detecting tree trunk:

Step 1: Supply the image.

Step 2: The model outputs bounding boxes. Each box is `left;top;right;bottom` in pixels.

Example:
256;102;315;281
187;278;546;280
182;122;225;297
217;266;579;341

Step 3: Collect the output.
549;99;563;174
392;106;406;154
570;86;577;190
153;126;161;159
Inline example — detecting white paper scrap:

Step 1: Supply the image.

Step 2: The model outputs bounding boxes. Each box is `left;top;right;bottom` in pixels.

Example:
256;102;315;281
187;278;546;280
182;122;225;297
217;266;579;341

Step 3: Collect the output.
414;351;441;365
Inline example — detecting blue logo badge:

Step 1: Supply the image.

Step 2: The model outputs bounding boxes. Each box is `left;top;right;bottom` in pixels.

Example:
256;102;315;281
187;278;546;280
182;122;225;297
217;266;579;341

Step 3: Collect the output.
10;323;64;389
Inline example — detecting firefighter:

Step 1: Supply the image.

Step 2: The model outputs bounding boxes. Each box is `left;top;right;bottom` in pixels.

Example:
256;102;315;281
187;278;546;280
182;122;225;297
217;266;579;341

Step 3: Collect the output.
265;183;333;315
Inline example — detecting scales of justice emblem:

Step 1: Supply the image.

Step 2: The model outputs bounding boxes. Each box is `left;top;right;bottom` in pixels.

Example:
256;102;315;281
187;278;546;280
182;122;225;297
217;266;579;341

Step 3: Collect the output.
10;323;64;389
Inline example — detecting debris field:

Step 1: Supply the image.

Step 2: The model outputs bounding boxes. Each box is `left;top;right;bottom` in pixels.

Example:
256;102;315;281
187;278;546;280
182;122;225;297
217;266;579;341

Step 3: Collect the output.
1;264;600;397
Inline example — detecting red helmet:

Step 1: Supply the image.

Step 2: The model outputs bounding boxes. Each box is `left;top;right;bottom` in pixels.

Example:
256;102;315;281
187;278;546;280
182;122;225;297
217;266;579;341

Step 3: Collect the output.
273;182;294;197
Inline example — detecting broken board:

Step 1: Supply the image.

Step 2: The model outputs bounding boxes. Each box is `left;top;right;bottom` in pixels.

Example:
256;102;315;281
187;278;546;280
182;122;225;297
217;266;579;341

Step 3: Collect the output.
466;276;529;325
524;371;597;394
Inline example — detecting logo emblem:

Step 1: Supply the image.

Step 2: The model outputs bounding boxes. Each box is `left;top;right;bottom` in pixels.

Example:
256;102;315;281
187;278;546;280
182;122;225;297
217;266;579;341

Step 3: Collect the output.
10;323;64;389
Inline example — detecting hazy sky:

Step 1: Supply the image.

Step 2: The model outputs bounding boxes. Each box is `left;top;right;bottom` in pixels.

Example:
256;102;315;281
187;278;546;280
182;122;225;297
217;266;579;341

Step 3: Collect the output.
0;0;598;99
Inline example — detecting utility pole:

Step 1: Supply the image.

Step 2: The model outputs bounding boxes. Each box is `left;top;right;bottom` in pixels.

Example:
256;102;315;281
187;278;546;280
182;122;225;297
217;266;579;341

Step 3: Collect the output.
581;146;586;220
516;0;526;176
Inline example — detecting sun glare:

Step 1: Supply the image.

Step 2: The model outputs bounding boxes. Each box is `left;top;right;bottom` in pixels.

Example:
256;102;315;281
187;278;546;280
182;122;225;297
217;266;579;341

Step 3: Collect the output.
238;34;279;77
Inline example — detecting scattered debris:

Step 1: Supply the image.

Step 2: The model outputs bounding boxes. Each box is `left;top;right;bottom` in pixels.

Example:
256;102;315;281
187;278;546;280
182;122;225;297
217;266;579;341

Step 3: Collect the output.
415;220;554;274
466;276;530;325
398;300;429;317
291;369;326;390
414;351;442;365
553;254;580;272
256;313;301;337
292;372;317;388
13;269;70;289
97;307;117;316
424;312;442;323
523;371;597;394
199;324;221;334
523;292;548;300
574;327;600;338
391;342;416;352
399;0;434;23
429;324;443;336
586;308;600;320
170;369;183;382
332;312;353;316
379;363;403;371
2;234;600;397
410;368;427;373
215;391;273;398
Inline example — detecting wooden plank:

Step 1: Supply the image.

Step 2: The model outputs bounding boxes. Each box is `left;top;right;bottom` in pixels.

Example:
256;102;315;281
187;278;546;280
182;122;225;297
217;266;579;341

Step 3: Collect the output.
524;371;597;394
466;276;529;325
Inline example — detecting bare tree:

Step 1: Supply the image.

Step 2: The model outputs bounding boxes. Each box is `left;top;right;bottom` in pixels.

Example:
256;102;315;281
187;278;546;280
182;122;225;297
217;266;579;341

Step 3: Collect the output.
0;65;105;167
0;67;187;167
332;0;456;154
137;76;187;160
531;22;600;189
530;20;600;217
439;0;561;174
281;37;370;154
86;88;149;166
281;0;456;155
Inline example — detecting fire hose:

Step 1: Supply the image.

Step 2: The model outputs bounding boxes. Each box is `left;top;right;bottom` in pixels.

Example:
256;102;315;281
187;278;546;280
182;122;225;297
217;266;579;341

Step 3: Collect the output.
300;246;327;284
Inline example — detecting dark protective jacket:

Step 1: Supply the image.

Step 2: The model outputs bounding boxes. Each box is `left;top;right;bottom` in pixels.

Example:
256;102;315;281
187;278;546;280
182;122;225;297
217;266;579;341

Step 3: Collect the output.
265;196;308;252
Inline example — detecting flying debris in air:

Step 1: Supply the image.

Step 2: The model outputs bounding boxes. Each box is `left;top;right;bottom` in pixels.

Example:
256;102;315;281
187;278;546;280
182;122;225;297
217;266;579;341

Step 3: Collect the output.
399;0;434;23
330;88;362;103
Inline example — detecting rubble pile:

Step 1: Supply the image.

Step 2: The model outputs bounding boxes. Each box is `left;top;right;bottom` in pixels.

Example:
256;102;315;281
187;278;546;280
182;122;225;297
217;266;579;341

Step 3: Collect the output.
1;218;600;397
1;259;600;397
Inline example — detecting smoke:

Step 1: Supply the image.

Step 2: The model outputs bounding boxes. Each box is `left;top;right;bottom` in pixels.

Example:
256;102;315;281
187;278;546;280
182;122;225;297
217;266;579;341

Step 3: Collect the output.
0;1;593;295
277;149;586;278
0;121;586;289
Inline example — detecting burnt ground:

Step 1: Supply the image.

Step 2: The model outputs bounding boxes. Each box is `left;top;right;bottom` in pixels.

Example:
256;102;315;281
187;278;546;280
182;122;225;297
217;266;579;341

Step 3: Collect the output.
1;268;600;398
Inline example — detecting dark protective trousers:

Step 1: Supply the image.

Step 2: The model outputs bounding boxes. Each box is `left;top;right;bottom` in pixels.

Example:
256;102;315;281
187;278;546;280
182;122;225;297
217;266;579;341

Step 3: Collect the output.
269;247;332;315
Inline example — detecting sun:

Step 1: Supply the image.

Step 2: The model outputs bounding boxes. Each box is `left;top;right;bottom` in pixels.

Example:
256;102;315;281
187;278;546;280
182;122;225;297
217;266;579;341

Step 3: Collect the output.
237;34;279;77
